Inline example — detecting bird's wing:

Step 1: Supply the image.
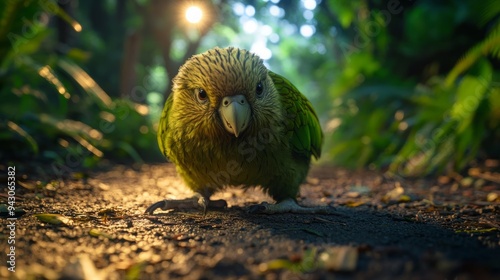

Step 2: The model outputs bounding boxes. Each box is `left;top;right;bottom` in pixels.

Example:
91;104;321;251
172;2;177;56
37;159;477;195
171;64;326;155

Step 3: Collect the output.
269;71;323;159
157;93;173;158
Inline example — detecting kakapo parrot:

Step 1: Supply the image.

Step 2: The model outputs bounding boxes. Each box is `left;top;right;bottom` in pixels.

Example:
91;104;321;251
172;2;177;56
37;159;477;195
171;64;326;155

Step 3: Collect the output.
145;47;332;215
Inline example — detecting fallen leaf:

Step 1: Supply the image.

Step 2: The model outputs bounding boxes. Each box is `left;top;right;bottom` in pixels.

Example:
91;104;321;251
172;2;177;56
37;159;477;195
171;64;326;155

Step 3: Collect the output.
486;192;499;202
260;259;295;272
474;179;486;188
468;168;481;177
438;176;451;185
319;246;358;272
89;228;115;239
259;248;318;273
398;195;412;203
460;177;474;187
45;183;57;191
382;182;414;204
383;182;404;202
98;183;110;191
345;192;361;198
34;213;71;225
345;201;366;207
17;180;36;190
125;261;146;280
98;207;126;218
306;177;320;185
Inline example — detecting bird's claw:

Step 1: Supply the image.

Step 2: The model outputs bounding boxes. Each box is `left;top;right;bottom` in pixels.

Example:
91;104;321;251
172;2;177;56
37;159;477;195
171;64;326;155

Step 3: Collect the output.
246;202;270;214
145;197;228;215
145;200;169;215
246;198;336;214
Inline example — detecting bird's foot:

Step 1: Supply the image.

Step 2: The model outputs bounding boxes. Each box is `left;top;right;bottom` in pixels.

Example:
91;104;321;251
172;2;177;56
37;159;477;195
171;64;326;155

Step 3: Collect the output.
145;196;227;215
247;198;335;214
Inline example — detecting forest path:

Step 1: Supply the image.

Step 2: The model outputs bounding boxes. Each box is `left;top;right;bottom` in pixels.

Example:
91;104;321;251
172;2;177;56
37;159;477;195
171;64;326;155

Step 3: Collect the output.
2;163;499;279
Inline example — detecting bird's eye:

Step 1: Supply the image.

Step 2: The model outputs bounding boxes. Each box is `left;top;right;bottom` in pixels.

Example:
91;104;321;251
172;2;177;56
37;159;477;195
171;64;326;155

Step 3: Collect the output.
195;88;208;103
256;81;264;97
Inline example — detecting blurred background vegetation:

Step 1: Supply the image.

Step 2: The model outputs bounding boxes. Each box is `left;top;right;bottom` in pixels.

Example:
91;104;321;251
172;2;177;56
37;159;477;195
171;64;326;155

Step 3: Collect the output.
1;0;499;178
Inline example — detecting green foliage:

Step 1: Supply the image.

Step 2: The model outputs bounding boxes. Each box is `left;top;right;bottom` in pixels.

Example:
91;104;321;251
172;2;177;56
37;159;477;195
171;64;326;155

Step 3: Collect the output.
0;0;159;167
389;59;493;176
326;85;413;168
1;0;497;177
445;21;500;87
326;0;500;176
326;0;363;28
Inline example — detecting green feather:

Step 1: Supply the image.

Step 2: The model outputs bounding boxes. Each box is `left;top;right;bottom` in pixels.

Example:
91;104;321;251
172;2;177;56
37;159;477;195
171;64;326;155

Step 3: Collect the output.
157;93;172;158
269;71;323;159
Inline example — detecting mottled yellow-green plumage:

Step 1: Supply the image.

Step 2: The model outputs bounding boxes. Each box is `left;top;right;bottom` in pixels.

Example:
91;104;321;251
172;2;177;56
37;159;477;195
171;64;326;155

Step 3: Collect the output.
157;47;322;203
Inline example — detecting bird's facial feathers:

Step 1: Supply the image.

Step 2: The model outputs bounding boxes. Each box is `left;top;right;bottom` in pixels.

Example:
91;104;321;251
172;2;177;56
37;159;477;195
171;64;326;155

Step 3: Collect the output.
171;47;283;139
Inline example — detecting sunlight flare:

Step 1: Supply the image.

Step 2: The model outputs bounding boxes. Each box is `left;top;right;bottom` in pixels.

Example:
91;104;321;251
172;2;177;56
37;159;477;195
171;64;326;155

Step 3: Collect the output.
186;6;203;24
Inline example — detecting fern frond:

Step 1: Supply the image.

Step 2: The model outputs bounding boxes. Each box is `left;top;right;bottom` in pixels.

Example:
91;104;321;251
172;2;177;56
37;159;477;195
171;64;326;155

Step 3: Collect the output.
0;1;22;41
58;59;113;109
6;121;39;154
445;21;500;86
0;0;29;61
474;0;500;27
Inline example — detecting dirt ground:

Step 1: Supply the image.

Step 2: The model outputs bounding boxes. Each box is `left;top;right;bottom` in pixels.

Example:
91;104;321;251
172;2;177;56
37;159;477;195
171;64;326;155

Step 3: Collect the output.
1;162;500;279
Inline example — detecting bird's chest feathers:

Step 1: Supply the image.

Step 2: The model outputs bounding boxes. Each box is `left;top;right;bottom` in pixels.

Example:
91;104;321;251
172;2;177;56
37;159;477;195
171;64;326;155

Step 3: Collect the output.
181;129;285;186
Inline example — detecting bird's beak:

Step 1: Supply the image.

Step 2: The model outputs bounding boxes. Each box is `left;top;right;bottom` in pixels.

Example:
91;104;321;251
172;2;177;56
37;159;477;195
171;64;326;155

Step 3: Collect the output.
219;95;251;137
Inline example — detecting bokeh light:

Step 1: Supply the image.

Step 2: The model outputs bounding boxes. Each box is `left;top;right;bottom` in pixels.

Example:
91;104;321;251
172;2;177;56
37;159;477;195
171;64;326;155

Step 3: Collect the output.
245;5;255;17
300;24;315;37
243;18;258;33
269;5;284;17
251;42;272;60
302;0;317;10
186;6;202;24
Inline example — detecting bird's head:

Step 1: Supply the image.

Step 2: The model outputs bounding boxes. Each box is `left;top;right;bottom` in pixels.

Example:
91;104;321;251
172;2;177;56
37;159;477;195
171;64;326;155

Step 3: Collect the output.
171;47;282;139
